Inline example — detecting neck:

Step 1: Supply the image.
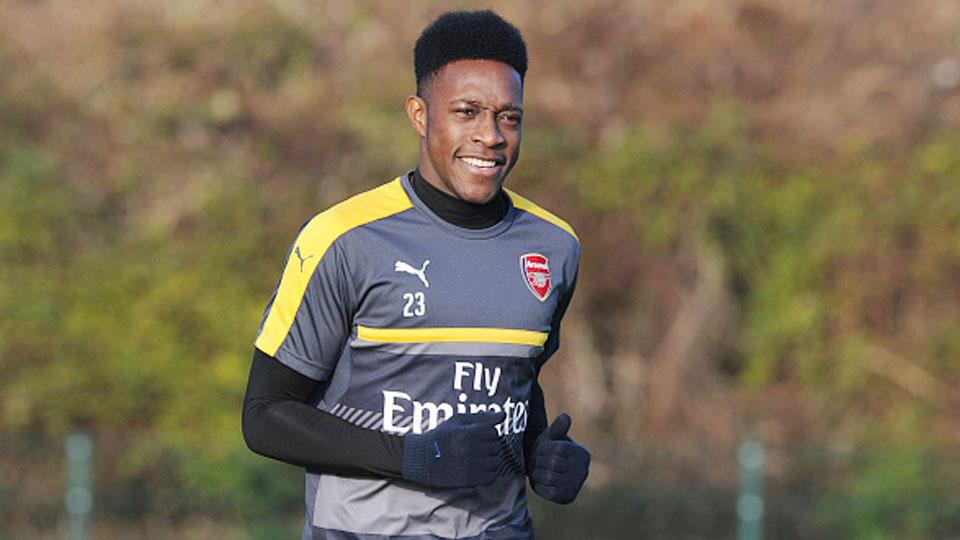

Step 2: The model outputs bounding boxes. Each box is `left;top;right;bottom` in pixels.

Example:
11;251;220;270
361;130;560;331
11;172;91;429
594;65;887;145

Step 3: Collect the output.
411;169;508;229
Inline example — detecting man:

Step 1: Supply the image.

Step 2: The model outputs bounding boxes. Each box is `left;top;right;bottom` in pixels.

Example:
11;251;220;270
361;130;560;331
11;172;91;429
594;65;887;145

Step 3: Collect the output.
243;10;590;539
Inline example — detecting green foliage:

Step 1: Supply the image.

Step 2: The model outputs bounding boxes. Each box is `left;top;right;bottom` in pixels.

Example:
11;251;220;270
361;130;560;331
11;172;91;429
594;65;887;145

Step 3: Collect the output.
0;127;295;523
565;104;960;535
576;105;960;409
817;443;960;539
573;100;751;246
0;141;77;430
530;484;737;540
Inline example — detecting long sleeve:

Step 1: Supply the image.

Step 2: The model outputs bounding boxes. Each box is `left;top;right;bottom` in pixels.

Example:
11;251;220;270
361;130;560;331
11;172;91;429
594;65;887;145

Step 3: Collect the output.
242;348;404;478
523;380;549;470
524;276;577;460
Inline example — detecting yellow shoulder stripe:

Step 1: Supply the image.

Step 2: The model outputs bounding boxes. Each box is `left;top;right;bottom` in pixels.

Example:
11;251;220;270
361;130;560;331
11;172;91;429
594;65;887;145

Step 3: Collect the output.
256;178;412;356
356;326;549;347
505;189;579;241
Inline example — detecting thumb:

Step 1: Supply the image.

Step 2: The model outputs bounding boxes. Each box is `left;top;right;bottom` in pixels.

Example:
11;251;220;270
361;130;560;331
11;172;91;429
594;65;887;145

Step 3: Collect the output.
547;413;571;440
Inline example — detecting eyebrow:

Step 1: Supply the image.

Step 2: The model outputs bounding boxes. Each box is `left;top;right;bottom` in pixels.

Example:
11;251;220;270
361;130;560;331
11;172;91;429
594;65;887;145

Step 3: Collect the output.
450;99;524;113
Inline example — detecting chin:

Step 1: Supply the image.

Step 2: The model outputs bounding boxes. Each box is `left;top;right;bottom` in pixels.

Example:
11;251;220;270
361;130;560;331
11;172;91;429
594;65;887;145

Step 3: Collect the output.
458;184;500;204
454;175;503;203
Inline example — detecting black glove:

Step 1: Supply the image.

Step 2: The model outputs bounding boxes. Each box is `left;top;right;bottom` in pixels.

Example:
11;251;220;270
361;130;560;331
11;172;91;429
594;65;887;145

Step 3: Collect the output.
402;412;505;488
527;413;590;504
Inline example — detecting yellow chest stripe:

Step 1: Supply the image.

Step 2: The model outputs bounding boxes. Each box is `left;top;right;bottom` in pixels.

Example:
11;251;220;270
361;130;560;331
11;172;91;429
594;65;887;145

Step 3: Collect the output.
356;326;549;347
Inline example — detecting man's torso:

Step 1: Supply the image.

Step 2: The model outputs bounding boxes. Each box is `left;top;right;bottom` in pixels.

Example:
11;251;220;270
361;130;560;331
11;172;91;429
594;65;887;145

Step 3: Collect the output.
256;174;579;539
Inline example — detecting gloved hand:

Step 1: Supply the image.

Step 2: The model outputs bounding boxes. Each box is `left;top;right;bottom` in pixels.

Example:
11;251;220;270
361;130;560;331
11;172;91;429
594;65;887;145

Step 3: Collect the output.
526;413;590;504
402;412;505;488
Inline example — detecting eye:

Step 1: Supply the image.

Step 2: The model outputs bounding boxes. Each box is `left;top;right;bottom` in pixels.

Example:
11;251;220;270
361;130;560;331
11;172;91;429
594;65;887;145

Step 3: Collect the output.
455;107;477;118
499;113;522;126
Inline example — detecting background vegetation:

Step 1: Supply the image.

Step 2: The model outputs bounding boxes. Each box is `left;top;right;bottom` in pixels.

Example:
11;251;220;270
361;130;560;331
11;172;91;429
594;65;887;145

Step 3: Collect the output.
2;1;960;538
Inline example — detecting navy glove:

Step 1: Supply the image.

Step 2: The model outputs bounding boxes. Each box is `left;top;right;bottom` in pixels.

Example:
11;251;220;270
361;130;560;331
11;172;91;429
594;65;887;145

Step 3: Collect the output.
527;413;590;504
402;412;505;488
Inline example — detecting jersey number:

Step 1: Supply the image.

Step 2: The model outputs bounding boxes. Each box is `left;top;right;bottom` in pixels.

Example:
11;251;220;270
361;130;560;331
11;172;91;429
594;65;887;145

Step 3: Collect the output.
402;292;426;317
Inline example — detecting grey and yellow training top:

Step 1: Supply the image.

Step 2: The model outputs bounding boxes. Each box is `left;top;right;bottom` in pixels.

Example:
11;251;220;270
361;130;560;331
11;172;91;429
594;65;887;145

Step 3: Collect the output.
255;173;579;539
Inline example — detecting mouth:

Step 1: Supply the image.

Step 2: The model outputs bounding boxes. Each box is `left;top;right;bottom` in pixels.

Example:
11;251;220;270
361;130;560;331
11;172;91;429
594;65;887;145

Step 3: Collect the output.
457;156;505;177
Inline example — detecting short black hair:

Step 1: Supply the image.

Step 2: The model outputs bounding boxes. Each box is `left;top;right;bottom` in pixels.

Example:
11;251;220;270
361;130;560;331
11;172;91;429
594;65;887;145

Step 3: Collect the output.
414;10;527;95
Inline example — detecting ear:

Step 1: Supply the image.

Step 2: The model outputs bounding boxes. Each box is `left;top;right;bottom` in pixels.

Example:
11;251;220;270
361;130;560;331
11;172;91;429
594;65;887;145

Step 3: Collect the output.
405;94;428;139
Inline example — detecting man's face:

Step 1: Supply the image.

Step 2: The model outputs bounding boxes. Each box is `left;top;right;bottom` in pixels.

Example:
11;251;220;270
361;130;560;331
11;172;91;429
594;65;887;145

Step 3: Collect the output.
406;59;523;204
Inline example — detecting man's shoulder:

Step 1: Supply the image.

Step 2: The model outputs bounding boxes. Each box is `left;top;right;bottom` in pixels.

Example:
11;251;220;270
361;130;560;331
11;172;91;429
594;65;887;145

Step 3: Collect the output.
298;177;413;246
505;188;579;245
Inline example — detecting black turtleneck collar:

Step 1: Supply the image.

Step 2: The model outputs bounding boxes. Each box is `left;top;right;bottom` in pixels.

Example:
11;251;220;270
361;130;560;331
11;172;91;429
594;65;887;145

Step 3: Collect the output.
411;168;509;230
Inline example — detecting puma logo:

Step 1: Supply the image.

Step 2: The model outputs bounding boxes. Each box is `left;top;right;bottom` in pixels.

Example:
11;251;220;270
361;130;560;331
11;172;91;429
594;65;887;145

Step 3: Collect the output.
395;259;430;288
294;246;314;272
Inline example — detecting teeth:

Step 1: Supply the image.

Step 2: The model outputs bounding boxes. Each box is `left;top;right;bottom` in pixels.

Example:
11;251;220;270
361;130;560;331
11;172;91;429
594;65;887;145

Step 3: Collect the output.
460;157;498;167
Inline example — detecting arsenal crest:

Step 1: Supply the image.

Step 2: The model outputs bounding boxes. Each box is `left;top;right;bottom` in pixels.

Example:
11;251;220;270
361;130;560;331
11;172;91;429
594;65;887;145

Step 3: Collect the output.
520;253;552;302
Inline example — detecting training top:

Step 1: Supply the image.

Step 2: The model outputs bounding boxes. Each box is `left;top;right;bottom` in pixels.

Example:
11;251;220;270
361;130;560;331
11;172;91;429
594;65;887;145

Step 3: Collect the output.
255;172;579;539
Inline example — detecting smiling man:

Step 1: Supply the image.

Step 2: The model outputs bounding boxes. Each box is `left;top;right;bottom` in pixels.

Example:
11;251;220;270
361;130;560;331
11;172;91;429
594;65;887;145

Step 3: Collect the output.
409;58;523;204
243;10;590;540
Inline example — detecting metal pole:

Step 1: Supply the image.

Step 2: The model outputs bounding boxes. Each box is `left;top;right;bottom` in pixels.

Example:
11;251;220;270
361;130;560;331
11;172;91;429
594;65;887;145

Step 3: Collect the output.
65;427;93;540
737;436;764;540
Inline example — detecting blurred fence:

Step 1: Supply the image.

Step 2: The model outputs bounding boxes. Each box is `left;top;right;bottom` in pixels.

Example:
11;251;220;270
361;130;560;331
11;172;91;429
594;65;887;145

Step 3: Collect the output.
8;431;957;540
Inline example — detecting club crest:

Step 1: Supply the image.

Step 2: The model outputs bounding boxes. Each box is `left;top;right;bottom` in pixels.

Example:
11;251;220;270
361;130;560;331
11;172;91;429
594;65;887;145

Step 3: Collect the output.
520;253;552;302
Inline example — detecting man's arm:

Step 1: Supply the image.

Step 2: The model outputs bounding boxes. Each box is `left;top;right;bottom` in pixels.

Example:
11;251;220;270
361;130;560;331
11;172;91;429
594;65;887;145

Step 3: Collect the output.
523;275;591;504
524;374;591;506
523;379;549;465
242;348;506;488
523;275;577;453
242;347;404;477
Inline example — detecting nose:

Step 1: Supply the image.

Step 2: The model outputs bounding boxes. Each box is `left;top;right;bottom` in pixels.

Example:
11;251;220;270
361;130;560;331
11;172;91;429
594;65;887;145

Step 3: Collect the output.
472;111;505;147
